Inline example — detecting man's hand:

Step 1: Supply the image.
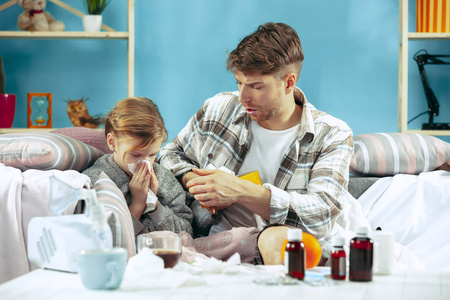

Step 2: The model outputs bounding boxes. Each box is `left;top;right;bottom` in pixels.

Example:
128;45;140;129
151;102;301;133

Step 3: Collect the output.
186;168;241;208
181;170;200;190
182;170;219;214
186;168;272;220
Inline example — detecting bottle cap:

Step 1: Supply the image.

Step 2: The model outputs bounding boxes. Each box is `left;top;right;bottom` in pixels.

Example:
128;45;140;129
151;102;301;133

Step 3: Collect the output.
332;236;345;246
355;225;369;237
287;228;303;241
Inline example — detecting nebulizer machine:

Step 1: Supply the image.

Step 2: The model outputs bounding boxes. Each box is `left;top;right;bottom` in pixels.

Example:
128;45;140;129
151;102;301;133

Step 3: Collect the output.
27;175;113;273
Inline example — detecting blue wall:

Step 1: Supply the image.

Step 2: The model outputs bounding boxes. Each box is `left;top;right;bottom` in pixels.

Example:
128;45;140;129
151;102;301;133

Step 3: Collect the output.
1;0;449;142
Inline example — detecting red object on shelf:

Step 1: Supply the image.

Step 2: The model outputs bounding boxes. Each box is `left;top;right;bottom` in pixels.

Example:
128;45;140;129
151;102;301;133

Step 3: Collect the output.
0;94;16;128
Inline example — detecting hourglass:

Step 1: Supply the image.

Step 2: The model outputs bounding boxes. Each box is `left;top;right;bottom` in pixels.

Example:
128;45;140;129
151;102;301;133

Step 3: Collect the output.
27;93;52;128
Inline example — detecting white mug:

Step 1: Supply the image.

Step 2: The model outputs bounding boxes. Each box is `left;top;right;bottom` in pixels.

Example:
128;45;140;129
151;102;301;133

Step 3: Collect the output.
372;231;395;275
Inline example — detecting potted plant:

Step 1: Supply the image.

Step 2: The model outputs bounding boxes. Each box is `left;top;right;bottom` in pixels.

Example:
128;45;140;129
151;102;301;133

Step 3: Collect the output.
0;55;16;128
82;0;111;32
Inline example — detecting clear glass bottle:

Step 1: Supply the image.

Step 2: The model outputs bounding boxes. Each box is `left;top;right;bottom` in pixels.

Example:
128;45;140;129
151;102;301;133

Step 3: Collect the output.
284;228;305;280
331;236;346;280
349;225;373;282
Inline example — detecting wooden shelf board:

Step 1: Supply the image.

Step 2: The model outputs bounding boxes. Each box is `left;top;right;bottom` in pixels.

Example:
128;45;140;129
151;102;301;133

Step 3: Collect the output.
408;32;450;40
0;128;56;133
0;31;129;40
403;129;450;136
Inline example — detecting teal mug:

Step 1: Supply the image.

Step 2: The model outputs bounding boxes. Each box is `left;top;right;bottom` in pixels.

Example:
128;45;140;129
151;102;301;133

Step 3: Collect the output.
77;247;127;290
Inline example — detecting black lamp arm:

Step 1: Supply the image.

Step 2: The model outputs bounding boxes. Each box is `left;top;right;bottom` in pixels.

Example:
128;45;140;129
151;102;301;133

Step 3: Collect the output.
413;52;450;125
416;61;439;123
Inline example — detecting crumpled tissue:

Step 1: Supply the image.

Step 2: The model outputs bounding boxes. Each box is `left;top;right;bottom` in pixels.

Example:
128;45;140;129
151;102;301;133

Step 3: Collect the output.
188;252;242;274
128;160;158;213
120;248;206;290
205;163;235;175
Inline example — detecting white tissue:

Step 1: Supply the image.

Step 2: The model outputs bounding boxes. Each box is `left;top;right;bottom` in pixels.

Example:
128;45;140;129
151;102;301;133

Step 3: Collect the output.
205;163;235;175
127;160;158;213
126;247;165;275
121;248;206;289
190;252;241;274
128;160;154;176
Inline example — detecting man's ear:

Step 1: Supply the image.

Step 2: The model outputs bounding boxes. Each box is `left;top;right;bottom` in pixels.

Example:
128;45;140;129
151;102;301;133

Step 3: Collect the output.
284;72;297;94
106;133;115;152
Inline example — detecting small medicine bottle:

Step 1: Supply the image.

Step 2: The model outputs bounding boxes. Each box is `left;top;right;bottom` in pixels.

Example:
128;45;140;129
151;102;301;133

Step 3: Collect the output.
284;228;305;280
349;225;373;282
331;236;346;280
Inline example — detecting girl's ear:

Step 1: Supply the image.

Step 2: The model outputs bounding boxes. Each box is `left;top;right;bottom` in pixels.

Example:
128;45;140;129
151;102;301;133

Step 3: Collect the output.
106;133;115;152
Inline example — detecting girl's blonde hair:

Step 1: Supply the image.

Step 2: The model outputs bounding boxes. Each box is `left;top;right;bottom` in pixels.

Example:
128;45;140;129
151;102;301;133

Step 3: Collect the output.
105;97;168;154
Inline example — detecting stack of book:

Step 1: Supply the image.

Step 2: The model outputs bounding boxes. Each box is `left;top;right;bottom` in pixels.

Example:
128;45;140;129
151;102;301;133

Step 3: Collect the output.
416;0;450;32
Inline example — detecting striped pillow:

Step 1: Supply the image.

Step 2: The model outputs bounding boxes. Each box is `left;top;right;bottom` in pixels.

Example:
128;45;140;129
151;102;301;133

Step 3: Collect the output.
94;171;136;259
51;127;111;154
350;133;450;176
0;132;104;171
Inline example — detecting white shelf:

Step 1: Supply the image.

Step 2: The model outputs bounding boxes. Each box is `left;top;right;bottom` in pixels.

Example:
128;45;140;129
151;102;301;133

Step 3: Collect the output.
398;0;450;136
0;0;135;97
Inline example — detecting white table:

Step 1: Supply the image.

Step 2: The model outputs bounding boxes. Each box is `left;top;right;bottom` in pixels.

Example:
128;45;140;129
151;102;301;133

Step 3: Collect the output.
1;266;449;300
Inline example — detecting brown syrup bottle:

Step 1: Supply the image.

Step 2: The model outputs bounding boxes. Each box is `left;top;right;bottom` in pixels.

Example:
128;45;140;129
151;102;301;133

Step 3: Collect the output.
349;225;373;282
284;228;305;280
331;236;346;280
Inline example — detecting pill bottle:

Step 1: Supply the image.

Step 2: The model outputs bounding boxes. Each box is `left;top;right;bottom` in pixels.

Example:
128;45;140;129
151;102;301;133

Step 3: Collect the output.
331;236;346;280
349;225;373;282
284;228;305;280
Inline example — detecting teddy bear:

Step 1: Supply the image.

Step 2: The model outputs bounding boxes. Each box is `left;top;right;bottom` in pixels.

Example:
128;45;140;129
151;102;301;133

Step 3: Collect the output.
17;0;65;32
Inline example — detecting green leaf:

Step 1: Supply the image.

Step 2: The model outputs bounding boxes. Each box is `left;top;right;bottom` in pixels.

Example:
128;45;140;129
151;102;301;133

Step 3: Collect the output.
82;0;111;15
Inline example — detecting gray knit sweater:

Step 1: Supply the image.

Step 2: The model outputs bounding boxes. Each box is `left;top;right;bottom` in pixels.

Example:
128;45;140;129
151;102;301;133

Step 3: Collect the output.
82;154;193;235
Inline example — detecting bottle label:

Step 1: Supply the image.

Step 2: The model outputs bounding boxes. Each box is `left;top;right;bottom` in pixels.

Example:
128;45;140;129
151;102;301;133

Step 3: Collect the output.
339;257;346;276
284;251;289;273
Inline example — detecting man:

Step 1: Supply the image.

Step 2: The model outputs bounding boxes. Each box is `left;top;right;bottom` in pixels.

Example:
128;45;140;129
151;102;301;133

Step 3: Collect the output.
159;22;353;240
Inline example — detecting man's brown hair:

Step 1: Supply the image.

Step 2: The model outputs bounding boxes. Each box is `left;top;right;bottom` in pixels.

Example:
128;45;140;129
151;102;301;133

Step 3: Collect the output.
226;22;304;79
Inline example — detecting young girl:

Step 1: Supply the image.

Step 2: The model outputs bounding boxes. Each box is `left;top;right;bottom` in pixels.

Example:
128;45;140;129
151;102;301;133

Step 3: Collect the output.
82;97;193;236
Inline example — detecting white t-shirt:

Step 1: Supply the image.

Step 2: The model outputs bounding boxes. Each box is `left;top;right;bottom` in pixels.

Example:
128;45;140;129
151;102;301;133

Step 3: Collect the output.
238;121;299;184
209;121;300;234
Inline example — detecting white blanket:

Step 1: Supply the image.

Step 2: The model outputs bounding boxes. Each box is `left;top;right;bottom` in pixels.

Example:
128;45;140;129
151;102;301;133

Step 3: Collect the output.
358;170;450;271
1;162;447;283
0;163;90;284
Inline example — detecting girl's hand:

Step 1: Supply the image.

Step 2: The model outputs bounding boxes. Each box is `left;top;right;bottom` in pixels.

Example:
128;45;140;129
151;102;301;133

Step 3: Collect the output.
128;162;151;218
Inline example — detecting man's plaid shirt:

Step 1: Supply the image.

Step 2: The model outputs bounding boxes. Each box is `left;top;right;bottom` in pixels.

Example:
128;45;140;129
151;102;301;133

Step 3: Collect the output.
159;89;354;239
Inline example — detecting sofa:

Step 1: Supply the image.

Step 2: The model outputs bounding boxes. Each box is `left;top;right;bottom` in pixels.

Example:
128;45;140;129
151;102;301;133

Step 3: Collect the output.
1;128;449;284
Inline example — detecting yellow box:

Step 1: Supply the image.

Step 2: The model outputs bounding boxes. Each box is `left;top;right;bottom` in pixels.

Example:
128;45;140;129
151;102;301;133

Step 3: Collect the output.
239;170;262;186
